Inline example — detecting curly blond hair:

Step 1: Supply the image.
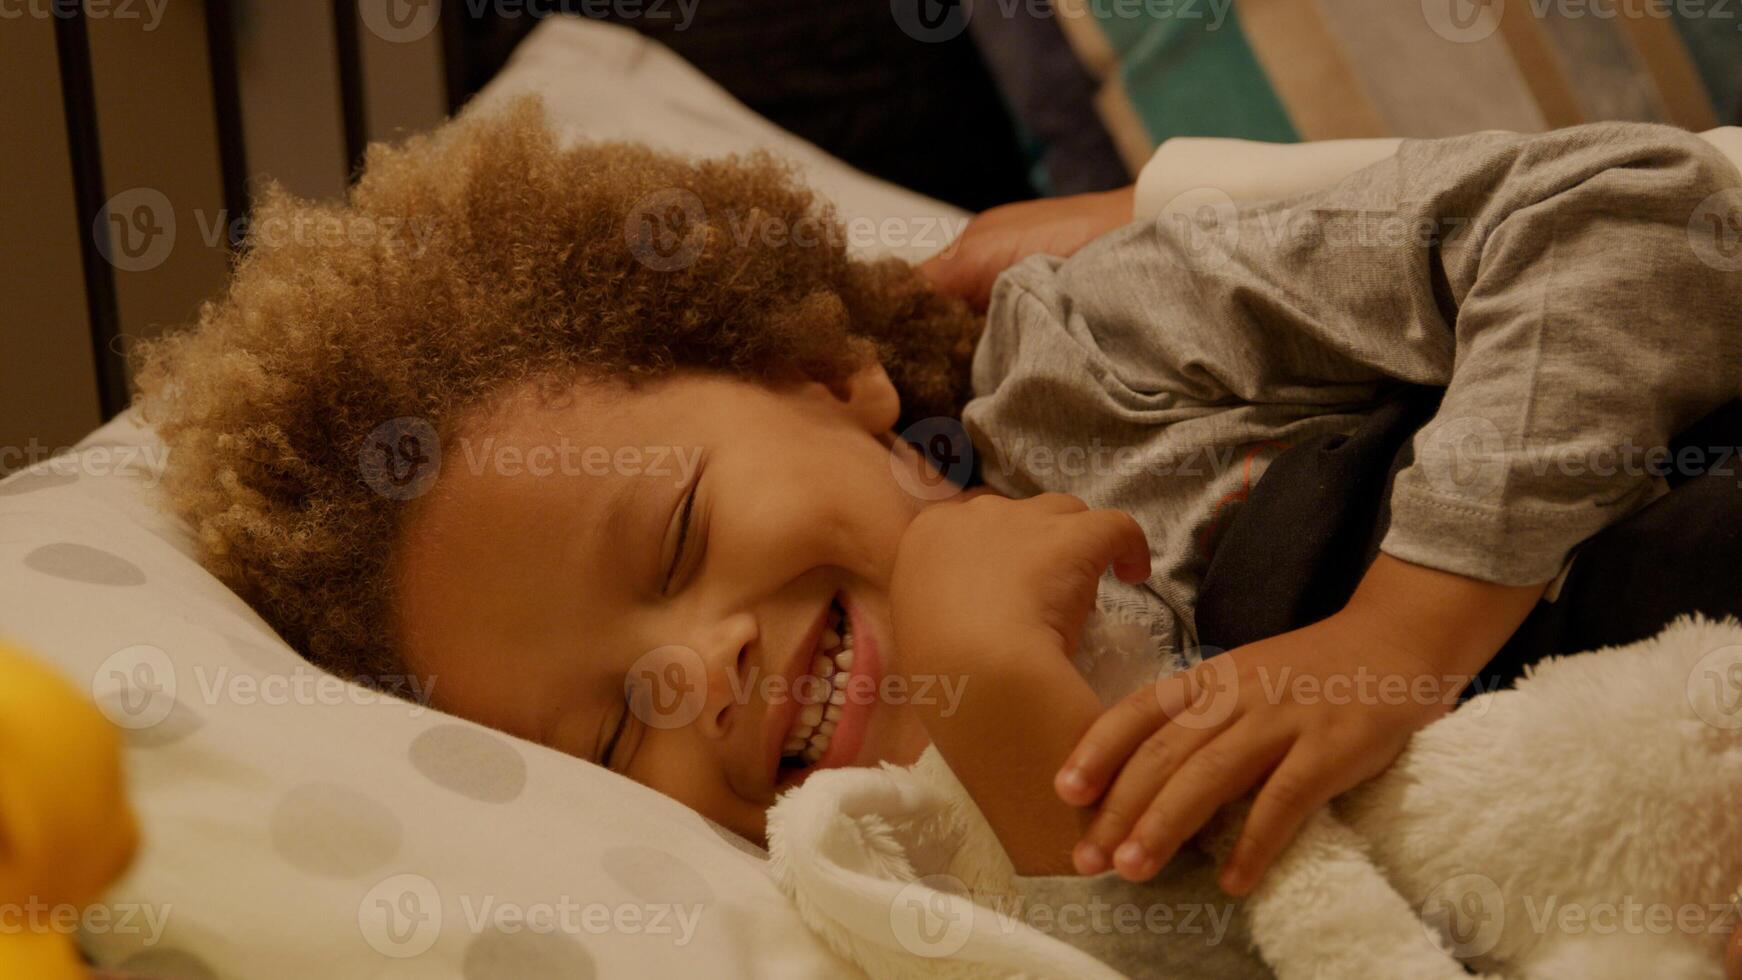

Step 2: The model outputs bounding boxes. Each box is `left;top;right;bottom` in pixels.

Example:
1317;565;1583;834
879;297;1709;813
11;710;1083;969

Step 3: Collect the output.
132;97;981;682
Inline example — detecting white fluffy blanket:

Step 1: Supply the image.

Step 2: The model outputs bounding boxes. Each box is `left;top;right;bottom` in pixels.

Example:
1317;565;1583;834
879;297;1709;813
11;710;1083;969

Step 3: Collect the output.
767;614;1742;979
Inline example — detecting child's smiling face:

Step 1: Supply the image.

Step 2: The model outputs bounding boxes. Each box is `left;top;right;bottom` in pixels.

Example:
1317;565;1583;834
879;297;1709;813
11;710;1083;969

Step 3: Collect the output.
393;365;942;842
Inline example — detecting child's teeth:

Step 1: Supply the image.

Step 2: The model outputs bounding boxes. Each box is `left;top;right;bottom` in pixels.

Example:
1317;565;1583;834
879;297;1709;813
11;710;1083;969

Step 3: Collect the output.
781;596;861;768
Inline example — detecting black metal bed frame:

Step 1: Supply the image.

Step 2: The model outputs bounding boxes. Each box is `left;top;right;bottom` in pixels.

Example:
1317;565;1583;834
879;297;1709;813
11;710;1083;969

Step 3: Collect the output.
54;8;126;420
53;0;515;419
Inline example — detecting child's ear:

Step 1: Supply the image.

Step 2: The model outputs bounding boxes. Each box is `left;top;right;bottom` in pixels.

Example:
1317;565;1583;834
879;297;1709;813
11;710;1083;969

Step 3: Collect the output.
826;359;901;435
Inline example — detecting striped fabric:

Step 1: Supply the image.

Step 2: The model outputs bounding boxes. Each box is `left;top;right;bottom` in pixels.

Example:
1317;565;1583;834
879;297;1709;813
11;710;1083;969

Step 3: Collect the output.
1051;0;1742;173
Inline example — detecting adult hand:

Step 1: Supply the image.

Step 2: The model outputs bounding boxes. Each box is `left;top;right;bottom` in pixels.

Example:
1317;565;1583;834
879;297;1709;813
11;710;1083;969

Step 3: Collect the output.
919;185;1135;311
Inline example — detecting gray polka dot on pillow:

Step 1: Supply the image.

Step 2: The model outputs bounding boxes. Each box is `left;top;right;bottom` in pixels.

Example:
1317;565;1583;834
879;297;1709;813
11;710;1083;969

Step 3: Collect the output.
600;844;715;905
270;782;403;878
408;723;527;803
113;695;206;749
115;947;216;979
23;542;145;586
0;467;78;496
462;928;596;980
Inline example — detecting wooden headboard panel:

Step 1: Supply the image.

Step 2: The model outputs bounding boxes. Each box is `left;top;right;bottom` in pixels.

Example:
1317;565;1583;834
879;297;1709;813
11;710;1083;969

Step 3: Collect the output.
31;1;1029;438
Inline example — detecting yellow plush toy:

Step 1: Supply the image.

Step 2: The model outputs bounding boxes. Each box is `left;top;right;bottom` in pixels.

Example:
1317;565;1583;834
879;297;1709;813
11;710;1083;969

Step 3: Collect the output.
0;641;138;980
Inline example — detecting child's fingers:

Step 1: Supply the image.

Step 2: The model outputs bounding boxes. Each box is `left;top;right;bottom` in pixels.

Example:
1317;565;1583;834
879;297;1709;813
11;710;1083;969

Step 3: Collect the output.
1113;724;1292;883
1035;498;1151;583
1056;669;1204;807
1078;508;1152;583
1217;741;1348;896
1033;499;1148;581
1023;491;1090;513
1069;714;1226;876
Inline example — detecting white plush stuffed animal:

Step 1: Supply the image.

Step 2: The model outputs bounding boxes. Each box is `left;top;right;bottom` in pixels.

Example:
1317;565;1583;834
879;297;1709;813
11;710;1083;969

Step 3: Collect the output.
1328;613;1742;980
768;614;1742;979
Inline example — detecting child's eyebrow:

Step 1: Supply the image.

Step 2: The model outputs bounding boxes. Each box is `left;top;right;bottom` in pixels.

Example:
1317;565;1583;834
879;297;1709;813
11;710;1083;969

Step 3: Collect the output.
593;470;678;601
594;476;653;595
599;477;637;545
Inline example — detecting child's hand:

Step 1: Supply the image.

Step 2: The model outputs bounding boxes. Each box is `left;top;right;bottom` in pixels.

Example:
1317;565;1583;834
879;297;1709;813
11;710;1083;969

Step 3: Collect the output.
890;493;1151;675
1054;609;1452;894
888;492;1152;873
1053;553;1547;896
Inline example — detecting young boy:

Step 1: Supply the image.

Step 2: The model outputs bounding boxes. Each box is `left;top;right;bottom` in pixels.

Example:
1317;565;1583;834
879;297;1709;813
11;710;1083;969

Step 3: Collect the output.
134;98;1742;975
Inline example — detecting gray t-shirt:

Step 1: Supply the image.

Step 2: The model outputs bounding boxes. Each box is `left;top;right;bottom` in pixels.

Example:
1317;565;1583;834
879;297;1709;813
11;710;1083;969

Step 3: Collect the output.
966;123;1742;976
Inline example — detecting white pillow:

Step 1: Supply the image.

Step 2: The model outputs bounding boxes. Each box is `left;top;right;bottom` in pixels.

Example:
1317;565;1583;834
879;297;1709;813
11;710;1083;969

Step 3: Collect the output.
0;17;964;979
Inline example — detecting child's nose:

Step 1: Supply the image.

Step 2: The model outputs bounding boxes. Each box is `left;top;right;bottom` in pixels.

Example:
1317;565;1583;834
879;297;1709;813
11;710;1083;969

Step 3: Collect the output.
694;648;747;740
693;612;757;740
